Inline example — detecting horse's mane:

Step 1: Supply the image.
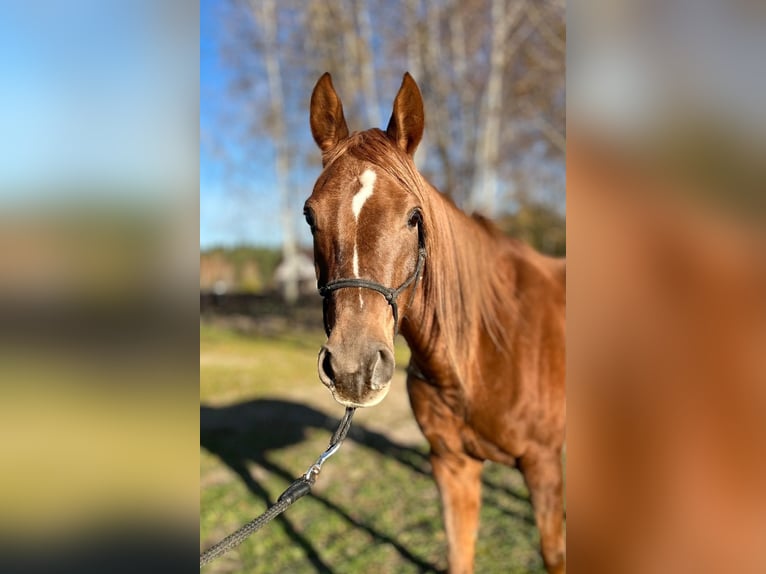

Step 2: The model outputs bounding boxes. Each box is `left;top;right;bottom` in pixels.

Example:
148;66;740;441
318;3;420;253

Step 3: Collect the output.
322;129;510;375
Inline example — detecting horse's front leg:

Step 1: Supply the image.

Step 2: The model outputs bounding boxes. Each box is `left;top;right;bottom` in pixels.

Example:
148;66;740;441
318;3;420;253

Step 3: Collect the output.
520;447;566;574
431;451;484;574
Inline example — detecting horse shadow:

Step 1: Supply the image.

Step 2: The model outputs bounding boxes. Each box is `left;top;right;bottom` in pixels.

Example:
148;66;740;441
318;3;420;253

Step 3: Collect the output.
201;398;441;572
201;398;534;573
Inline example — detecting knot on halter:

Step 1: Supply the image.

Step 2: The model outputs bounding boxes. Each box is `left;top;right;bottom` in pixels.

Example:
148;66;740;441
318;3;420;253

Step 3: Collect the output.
318;246;426;338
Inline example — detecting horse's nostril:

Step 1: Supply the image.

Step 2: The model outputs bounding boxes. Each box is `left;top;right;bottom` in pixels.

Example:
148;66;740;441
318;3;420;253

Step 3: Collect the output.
318;347;335;387
322;352;334;379
370;346;395;389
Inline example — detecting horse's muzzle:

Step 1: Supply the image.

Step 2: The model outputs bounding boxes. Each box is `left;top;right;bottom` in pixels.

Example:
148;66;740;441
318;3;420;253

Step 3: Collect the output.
317;343;395;407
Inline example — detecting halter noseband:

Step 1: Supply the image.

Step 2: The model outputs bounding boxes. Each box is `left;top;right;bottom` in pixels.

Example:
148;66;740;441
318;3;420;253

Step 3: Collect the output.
317;230;426;338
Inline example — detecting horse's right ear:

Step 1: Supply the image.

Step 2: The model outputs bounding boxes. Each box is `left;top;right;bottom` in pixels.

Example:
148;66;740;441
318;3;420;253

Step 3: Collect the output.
310;73;349;153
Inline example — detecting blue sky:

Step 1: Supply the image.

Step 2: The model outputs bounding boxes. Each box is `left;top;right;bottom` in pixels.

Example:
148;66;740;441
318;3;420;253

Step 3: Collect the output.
0;1;195;202
200;0;247;247
200;0;307;249
0;0;319;247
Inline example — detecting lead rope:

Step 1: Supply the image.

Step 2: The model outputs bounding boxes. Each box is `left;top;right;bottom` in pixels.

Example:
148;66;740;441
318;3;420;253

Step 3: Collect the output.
200;407;356;568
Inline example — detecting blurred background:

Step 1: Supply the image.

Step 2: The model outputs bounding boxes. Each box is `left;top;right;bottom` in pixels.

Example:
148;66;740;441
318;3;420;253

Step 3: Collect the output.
0;1;198;573
568;1;766;573
199;0;564;572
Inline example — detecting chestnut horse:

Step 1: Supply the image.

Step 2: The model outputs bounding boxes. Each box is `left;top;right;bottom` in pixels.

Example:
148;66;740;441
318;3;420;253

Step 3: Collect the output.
305;72;566;573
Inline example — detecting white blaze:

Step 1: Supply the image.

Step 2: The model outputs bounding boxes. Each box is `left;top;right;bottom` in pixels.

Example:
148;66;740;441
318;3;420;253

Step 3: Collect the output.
351;169;376;307
353;245;363;307
353;246;360;277
352;169;376;220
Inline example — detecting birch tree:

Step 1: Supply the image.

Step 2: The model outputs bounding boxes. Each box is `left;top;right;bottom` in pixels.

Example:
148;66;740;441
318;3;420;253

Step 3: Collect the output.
353;0;381;127
471;0;527;216
248;0;299;303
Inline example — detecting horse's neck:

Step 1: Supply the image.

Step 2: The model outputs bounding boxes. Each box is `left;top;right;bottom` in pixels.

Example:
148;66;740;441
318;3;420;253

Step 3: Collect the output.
401;194;493;380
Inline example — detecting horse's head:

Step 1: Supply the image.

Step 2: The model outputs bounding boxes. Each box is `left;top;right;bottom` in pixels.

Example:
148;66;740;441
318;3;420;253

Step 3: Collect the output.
305;72;426;408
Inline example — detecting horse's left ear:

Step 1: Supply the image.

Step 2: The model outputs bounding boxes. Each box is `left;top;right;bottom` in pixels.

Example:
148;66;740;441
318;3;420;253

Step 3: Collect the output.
386;73;424;157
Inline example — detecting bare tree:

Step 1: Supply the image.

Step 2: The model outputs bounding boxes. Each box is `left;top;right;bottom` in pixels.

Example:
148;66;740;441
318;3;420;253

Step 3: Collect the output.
471;0;527;216
448;0;478;195
248;0;299;303
403;0;427;169
211;0;566;260
353;0;381;127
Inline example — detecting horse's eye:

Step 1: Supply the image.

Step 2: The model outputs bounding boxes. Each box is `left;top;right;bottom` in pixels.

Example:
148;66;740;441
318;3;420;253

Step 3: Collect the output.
408;209;422;228
304;207;316;231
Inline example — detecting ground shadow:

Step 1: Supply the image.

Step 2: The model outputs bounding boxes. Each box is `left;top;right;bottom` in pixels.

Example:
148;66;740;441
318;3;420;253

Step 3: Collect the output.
201;398;535;572
201;399;440;572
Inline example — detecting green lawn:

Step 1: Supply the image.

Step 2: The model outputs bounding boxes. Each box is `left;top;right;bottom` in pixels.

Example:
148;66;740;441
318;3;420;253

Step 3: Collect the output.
200;322;544;573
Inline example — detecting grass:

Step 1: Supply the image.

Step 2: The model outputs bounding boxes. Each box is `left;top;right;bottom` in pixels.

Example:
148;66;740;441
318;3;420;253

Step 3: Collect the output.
200;321;545;573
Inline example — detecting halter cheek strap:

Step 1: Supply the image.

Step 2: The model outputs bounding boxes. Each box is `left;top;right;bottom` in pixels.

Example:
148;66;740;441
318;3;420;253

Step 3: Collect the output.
318;241;426;339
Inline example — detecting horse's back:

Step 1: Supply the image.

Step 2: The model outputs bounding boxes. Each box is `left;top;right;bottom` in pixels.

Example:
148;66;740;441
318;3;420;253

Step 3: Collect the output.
473;212;565;299
497;231;566;314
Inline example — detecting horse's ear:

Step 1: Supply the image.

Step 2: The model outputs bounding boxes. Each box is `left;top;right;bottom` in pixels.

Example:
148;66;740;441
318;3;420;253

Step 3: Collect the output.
386;72;424;157
310;73;350;153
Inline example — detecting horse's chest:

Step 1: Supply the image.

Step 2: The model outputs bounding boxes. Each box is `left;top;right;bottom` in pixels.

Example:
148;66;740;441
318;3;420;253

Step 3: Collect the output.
408;375;526;464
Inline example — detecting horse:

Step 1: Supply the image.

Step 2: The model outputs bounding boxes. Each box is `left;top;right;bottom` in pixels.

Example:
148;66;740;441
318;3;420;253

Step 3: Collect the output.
305;72;566;574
